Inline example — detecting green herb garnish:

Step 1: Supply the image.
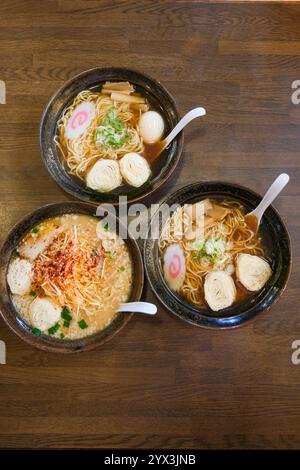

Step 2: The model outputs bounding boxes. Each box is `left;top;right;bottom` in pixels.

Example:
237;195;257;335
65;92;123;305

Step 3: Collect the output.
103;223;109;231
108;252;115;259
94;107;130;149
60;333;65;339
61;306;72;322
193;237;225;265
29;290;36;297
48;323;60;335
63;320;70;328
119;266;126;272
12;249;20;258
78;319;88;330
32;328;41;335
31;227;39;234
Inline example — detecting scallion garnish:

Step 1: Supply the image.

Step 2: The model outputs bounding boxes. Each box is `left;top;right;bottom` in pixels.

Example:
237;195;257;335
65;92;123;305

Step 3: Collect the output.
78;319;88;330
31;227;39;234
32;328;41;335
29;290;36;297
192;237;225;265
61;306;72;322
12;249;20;258
63;320;70;328
48;323;60;335
60;333;65;339
94;107;130;149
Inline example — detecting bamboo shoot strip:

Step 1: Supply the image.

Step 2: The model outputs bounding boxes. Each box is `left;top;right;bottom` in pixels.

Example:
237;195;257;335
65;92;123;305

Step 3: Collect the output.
103;81;134;93
101;89;132;95
111;92;145;104
130;103;149;112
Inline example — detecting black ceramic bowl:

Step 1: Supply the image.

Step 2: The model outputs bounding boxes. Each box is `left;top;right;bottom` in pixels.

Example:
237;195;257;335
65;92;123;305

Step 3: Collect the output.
144;181;291;329
40;67;183;205
0;202;144;352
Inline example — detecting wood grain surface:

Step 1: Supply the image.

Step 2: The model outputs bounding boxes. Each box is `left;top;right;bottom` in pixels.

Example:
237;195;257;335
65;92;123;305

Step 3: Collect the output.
0;0;300;449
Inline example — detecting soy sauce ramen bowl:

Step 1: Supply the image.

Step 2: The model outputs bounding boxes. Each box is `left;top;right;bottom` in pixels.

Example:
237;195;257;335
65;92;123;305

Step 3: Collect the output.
40;67;184;205
0;202;144;353
144;181;291;329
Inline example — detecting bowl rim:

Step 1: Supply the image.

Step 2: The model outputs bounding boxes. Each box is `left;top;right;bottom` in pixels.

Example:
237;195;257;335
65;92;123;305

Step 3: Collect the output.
144;180;292;329
39;66;184;206
0;201;144;352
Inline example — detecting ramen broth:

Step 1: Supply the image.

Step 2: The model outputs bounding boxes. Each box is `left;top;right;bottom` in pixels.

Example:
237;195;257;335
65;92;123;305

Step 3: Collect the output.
7;214;133;339
55;81;166;193
159;198;272;312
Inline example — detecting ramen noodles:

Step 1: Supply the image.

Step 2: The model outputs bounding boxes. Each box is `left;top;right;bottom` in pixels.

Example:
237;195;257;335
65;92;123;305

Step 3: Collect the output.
7;214;133;339
55;81;165;192
159;198;272;312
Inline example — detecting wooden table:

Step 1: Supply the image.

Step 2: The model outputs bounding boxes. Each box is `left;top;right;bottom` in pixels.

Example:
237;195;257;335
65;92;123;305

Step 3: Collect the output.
0;0;299;450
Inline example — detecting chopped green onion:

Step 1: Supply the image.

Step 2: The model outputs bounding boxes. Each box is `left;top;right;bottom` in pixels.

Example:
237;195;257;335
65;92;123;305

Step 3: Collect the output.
12;249;20;258
78;319;88;330
29;290;36;297
191;239;205;251
32;328;41;335
193;237;225;265
60;333;65;339
31;227;39;234
63;320;70;328
61;306;72;322
94;107;130;149
48;323;60;335
205;238;225;257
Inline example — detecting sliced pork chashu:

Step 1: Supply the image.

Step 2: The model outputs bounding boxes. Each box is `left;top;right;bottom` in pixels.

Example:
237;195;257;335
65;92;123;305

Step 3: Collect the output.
236;253;272;292
204;270;236;311
18;229;62;262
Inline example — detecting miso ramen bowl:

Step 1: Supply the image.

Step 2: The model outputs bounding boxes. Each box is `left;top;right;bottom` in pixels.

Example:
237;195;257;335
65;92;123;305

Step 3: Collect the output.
144;181;291;329
0;202;144;352
40;67;183;205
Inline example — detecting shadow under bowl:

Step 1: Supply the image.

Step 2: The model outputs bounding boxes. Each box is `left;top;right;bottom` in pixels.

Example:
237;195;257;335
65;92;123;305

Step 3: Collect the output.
40;67;184;205
144;181;291;329
0;202;144;352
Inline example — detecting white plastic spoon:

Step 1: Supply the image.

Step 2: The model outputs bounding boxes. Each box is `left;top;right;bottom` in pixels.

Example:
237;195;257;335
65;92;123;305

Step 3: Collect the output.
245;173;290;232
150;107;206;160
119;302;157;315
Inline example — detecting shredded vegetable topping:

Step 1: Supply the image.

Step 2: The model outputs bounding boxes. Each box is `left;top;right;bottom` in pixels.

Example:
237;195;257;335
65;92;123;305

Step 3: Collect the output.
94;107;130;149
193;237;226;264
10;214;133;340
33;228;105;318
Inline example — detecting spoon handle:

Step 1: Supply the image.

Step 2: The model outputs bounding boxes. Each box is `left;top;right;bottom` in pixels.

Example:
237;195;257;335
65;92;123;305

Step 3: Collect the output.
253;173;290;220
119;302;157;315
163;107;206;148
